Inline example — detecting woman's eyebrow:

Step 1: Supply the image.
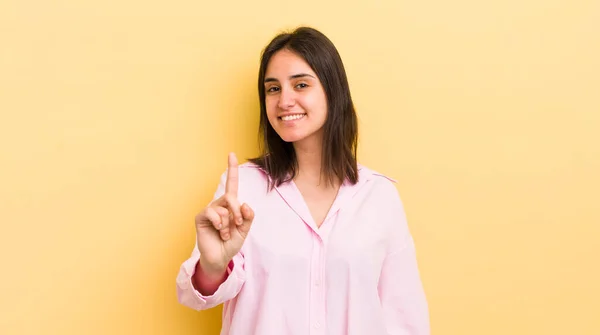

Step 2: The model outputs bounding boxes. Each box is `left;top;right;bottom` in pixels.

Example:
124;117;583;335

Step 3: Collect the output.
264;73;316;83
289;73;316;80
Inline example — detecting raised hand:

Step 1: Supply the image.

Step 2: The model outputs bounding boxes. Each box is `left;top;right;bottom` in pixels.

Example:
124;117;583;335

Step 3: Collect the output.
194;153;255;274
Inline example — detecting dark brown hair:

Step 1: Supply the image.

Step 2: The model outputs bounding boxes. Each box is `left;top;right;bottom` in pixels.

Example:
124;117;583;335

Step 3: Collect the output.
250;27;358;189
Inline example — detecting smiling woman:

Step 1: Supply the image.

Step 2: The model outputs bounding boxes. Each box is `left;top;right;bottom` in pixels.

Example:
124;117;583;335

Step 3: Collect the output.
176;26;430;335
263;57;325;143
252;27;360;189
263;51;328;150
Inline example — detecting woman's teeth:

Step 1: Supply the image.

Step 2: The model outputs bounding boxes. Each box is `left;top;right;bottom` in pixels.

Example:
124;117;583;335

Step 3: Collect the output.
281;114;305;121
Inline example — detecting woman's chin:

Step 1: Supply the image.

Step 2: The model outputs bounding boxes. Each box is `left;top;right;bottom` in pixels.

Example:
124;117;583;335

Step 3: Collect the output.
276;130;306;143
276;128;323;145
280;134;304;143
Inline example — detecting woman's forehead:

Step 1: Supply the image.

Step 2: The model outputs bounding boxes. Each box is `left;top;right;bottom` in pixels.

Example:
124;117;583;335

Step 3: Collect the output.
265;50;316;77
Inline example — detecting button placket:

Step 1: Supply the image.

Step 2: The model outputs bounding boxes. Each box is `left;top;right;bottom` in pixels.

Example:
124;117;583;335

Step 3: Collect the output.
317;238;326;334
310;234;326;334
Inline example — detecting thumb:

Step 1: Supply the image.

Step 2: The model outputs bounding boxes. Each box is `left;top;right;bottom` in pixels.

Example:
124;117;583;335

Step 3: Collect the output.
238;203;254;234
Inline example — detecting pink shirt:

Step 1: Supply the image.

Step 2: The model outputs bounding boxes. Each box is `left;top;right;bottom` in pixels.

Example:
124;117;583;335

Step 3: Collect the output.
176;163;430;335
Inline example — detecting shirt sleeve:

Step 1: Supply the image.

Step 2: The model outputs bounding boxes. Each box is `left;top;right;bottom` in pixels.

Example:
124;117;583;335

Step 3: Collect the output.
176;242;246;310
176;169;246;310
377;181;430;334
378;236;430;334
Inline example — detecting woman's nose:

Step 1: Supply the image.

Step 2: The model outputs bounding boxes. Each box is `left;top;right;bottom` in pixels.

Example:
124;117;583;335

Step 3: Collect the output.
277;88;296;109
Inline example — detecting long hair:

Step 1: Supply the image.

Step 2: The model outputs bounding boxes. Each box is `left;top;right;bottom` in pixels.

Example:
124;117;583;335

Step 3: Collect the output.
250;27;359;189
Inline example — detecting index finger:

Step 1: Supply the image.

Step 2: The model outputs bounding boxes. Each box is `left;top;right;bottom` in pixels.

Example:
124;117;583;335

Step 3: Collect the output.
225;152;239;197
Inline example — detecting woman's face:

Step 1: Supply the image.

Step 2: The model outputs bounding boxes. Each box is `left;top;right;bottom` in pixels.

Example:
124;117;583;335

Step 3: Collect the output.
263;49;328;145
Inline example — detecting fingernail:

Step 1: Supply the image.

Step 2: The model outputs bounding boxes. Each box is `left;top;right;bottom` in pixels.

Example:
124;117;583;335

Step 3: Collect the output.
237;218;243;225
217;223;222;230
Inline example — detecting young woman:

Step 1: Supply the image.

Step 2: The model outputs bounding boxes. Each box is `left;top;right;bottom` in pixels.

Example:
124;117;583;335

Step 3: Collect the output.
177;26;430;334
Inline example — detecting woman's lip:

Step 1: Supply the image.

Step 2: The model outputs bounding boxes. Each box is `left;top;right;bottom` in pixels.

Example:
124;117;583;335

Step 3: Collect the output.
278;114;307;123
278;113;307;120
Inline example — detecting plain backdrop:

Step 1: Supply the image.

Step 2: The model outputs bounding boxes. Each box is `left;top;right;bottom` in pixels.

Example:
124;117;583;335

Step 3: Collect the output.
1;0;599;334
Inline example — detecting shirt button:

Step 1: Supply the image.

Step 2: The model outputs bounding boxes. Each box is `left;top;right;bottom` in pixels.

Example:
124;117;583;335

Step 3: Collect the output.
314;322;321;329
314;280;320;286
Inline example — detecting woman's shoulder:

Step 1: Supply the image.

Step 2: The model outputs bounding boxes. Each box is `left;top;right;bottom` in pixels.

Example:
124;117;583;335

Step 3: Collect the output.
239;160;263;170
357;163;397;185
356;164;406;211
238;161;268;177
237;161;270;191
356;163;406;201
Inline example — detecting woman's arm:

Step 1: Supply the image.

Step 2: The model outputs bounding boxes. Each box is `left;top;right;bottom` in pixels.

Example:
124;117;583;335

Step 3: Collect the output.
378;235;430;334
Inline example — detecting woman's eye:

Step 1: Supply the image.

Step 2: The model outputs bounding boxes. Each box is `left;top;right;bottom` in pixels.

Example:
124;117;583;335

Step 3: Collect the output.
267;86;280;93
296;83;308;89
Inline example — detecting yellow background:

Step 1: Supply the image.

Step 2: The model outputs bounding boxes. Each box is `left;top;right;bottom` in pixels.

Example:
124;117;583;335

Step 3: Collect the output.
1;0;598;334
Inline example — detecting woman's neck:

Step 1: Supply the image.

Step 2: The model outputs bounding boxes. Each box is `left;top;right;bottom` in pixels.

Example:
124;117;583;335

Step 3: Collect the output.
293;133;338;188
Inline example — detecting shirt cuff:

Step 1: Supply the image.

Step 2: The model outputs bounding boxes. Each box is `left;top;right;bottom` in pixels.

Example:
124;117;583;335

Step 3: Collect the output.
177;251;245;310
